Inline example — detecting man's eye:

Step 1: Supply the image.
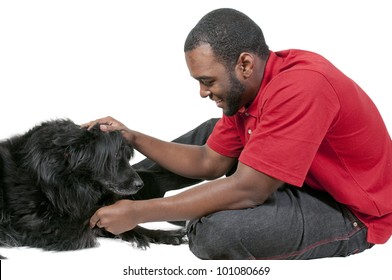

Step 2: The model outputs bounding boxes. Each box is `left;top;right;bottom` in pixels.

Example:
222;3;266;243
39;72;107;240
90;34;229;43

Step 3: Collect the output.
201;80;214;87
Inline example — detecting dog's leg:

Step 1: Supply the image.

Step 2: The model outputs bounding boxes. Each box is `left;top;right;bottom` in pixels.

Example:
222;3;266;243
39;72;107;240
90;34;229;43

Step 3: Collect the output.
119;225;187;248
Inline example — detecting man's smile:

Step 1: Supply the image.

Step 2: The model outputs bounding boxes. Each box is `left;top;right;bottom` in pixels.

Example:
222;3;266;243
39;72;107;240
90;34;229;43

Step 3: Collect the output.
210;95;224;108
214;98;223;108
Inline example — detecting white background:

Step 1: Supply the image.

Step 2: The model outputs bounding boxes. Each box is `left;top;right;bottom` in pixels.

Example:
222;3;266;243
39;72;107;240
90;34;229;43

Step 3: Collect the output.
1;0;391;279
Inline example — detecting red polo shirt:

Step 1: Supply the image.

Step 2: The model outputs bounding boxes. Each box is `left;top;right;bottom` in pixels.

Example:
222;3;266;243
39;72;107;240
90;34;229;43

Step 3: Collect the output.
207;49;392;244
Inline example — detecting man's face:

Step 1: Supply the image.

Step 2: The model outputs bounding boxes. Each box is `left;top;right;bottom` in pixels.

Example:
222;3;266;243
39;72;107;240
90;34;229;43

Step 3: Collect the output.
185;44;246;116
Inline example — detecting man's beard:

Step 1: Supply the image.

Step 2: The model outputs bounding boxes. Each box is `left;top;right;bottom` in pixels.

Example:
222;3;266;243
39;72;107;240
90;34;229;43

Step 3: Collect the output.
223;72;246;116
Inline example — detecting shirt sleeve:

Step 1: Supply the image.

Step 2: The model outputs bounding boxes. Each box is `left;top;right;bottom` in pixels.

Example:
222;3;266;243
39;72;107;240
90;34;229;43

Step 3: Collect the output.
239;70;340;186
207;116;243;158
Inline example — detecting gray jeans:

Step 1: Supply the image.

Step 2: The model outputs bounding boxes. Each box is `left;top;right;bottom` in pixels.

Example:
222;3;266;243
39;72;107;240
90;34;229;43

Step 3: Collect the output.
133;118;373;260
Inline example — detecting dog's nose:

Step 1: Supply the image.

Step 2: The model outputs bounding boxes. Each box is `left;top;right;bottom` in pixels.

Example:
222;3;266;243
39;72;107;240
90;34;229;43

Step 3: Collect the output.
134;178;144;190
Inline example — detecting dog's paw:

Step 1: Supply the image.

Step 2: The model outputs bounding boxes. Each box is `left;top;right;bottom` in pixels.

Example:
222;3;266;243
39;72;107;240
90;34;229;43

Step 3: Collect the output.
119;226;188;248
153;228;188;245
119;230;152;249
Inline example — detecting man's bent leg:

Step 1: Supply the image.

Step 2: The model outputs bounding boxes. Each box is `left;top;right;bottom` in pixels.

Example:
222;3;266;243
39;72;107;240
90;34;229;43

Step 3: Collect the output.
187;185;372;260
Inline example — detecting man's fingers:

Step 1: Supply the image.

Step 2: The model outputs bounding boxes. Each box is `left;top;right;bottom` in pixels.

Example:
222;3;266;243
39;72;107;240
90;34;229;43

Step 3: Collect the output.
79;121;93;128
90;212;101;228
80;116;115;130
99;124;117;132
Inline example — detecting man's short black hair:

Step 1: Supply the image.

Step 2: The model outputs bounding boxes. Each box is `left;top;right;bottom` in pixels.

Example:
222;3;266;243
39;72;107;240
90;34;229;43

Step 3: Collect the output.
184;8;269;68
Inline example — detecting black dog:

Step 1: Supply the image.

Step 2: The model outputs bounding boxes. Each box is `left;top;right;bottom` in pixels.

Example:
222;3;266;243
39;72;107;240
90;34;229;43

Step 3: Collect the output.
0;119;186;258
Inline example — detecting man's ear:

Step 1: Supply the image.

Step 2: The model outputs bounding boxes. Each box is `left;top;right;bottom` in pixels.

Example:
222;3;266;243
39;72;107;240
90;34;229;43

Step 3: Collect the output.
236;52;255;79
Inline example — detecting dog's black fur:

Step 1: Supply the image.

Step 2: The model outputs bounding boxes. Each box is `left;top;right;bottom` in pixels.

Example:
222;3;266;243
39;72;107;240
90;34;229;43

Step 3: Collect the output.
0;119;186;259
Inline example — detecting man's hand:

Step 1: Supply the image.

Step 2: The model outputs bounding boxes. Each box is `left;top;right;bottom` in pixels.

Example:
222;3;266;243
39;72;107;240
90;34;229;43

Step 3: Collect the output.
81;116;134;144
90;200;140;235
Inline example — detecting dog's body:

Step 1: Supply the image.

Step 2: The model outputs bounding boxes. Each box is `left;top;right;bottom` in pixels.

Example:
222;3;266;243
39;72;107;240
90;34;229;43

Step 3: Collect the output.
0;119;185;258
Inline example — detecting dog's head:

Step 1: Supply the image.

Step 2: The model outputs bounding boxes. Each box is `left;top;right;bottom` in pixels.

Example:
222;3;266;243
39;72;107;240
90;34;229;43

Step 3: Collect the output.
18;119;143;215
64;123;143;195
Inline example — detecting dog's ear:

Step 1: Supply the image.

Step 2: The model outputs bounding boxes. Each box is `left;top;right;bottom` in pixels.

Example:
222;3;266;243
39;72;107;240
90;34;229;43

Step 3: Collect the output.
51;123;98;168
52;122;92;148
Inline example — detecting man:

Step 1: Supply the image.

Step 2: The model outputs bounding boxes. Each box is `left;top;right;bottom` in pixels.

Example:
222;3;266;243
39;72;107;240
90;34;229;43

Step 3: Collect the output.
85;8;392;259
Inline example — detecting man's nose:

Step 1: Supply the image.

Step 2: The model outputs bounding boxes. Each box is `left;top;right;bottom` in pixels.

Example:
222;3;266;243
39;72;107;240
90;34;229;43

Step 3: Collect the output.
199;84;211;98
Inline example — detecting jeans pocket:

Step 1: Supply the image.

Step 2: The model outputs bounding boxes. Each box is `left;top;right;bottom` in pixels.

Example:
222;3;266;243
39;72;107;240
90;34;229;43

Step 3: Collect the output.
346;227;371;256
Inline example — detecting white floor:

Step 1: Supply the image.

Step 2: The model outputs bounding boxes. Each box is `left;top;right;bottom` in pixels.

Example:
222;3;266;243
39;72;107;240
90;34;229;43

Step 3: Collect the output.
2;220;392;280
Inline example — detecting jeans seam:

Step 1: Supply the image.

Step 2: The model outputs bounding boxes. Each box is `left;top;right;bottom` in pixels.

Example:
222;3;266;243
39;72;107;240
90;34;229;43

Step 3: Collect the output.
255;224;364;260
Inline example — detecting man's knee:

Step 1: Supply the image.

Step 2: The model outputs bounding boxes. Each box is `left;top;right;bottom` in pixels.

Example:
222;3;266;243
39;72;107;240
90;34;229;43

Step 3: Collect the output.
187;213;252;260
